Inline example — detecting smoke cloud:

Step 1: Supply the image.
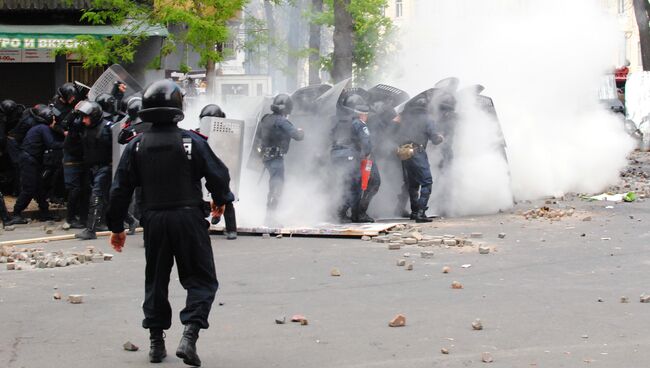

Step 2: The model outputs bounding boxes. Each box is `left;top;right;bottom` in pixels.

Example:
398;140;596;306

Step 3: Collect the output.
386;0;636;214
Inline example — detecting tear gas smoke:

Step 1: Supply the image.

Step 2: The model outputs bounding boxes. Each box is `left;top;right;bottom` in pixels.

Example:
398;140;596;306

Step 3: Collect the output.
386;0;636;215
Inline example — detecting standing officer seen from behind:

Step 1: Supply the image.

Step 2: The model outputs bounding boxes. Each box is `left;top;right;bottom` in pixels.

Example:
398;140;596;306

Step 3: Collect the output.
106;80;233;367
253;94;304;224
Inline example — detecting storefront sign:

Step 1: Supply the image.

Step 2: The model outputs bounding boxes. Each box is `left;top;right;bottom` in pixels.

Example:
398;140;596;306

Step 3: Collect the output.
0;49;54;63
0;35;85;50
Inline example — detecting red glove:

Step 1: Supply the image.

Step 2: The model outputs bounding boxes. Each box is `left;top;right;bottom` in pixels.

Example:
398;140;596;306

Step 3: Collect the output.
211;202;225;218
110;232;127;253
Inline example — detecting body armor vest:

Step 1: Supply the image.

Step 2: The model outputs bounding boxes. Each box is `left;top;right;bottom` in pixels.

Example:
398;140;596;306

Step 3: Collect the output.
83;121;112;165
135;127;203;210
259;114;289;153
331;118;355;149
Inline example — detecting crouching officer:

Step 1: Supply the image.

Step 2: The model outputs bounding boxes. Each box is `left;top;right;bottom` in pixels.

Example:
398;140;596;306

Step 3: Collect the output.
199;104;238;240
254;94;304;223
397;97;444;222
106;80;234;367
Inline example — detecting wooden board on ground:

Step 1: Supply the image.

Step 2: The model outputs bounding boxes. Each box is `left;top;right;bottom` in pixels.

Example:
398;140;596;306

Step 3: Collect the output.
209;222;404;237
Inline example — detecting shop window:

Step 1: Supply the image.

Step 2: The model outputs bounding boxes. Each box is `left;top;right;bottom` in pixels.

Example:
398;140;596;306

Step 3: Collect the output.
66;62;105;86
396;0;403;18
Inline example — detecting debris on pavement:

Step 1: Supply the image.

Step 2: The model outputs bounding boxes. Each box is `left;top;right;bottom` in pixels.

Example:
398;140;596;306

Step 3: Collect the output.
481;352;494;363
451;281;463;289
291;314;306;322
123;341;139;351
53;292;62;300
300;319;309;326
640;294;650;303
522;206;575;221
67;295;83;304
396;259;406;267
275;316;286;324
498;233;506;239
0;245;113;271
478;245;490;254
330;268;341;276
472;319;483;330
405;263;413;271
388;314;406;327
621;296;630;303
421;251;434;259
440;348;450;354
442;266;451;273
461;264;472;268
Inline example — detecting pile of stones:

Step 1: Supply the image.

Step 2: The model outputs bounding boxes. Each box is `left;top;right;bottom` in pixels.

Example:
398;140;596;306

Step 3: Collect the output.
0;245;113;271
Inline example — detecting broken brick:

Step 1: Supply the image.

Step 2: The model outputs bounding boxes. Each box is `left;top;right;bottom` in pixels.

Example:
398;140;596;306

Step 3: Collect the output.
388;314;406;327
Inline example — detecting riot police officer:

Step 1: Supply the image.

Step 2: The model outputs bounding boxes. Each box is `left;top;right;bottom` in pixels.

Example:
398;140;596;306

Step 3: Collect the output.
62;107;87;229
106;80;233;367
199;104;238;240
330;94;372;223
51;83;78;126
397;97;444;222
74;101;113;240
254;94;304;222
7;106;63;224
95;93;118;123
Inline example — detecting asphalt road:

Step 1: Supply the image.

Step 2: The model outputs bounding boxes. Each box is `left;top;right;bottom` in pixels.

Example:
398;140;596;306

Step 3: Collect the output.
1;194;650;368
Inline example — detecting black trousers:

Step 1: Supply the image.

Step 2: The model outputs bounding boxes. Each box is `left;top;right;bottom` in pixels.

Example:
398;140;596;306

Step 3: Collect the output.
141;207;218;330
14;154;47;214
224;201;237;233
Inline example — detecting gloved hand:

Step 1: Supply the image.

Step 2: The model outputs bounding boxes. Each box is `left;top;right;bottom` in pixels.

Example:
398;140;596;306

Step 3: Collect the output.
211;201;225;218
110;231;127;253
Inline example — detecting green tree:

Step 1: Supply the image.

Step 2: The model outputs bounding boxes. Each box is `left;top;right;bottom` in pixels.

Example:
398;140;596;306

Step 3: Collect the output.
326;0;393;83
63;0;246;95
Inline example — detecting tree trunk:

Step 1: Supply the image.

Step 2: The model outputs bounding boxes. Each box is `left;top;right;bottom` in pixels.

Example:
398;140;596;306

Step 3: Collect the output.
205;58;216;97
264;0;279;90
286;3;301;91
332;0;353;83
308;0;323;85
633;0;650;70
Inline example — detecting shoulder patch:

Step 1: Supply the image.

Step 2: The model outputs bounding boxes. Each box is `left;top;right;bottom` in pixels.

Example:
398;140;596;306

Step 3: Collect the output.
362;126;370;136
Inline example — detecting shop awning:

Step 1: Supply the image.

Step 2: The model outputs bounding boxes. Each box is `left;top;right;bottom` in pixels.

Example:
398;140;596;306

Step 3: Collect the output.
0;24;168;49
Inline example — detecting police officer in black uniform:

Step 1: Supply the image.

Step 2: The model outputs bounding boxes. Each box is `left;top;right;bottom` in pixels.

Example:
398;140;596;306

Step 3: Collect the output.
330;94;372;223
74;101;114;240
51;83;78;126
7;104;49;195
397;97;444;222
0;99;24;196
95;93;119;123
254;94;304;222
106;80;233;367
199;104;238;240
7;106;63;224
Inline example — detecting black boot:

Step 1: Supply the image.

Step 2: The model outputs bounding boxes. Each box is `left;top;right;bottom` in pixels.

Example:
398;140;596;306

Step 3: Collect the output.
76;195;101;240
352;193;375;223
149;329;167;363
125;212;138;235
176;323;201;367
6;212;27;226
414;209;432;223
0;195;11;226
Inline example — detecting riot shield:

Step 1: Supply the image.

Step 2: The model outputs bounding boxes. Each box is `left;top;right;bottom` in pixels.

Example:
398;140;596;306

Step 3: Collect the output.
435;77;460;93
200;117;245;199
111;120;126;178
291;84;332;114
314;78;351;116
88;64;143;101
367;84;410;107
246;97;273;172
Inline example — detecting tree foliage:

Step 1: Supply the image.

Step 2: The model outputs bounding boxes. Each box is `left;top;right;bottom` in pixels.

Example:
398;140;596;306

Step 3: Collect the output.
62;0;246;70
324;0;393;83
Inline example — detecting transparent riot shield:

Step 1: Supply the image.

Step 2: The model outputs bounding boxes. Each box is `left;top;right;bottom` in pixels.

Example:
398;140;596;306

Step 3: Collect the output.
88;64;143;101
200;117;245;199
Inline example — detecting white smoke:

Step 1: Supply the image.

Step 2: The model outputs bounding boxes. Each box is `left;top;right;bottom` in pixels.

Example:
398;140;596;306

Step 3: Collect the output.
387;0;636;213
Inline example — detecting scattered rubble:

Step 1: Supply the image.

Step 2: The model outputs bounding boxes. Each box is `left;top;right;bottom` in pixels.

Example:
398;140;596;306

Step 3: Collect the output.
291;314;306;322
640;294;650;303
396;259;406;267
123;341;139;351
330;268;341;277
472;319;483;330
388;314;406;327
451;281;463;289
53;292;62;300
361;235;371;241
420;251;434;259
300;319;309;326
478;246;490;255
498;233;506;239
522;206;575;221
440;348;449;355
405;263;413;271
275;316;286;324
68;295;83;304
620;296;630;303
481;352;494;363
442;266;451;273
0;245;113;271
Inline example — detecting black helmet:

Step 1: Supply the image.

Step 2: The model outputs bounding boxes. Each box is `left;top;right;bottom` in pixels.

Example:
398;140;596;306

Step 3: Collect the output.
199;104;226;119
0;99;17;115
344;94;370;114
126;97;142;121
94;93;116;117
57;83;77;104
410;97;429;112
139;80;184;123
75;100;103;125
270;94;293;115
33;104;55;125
